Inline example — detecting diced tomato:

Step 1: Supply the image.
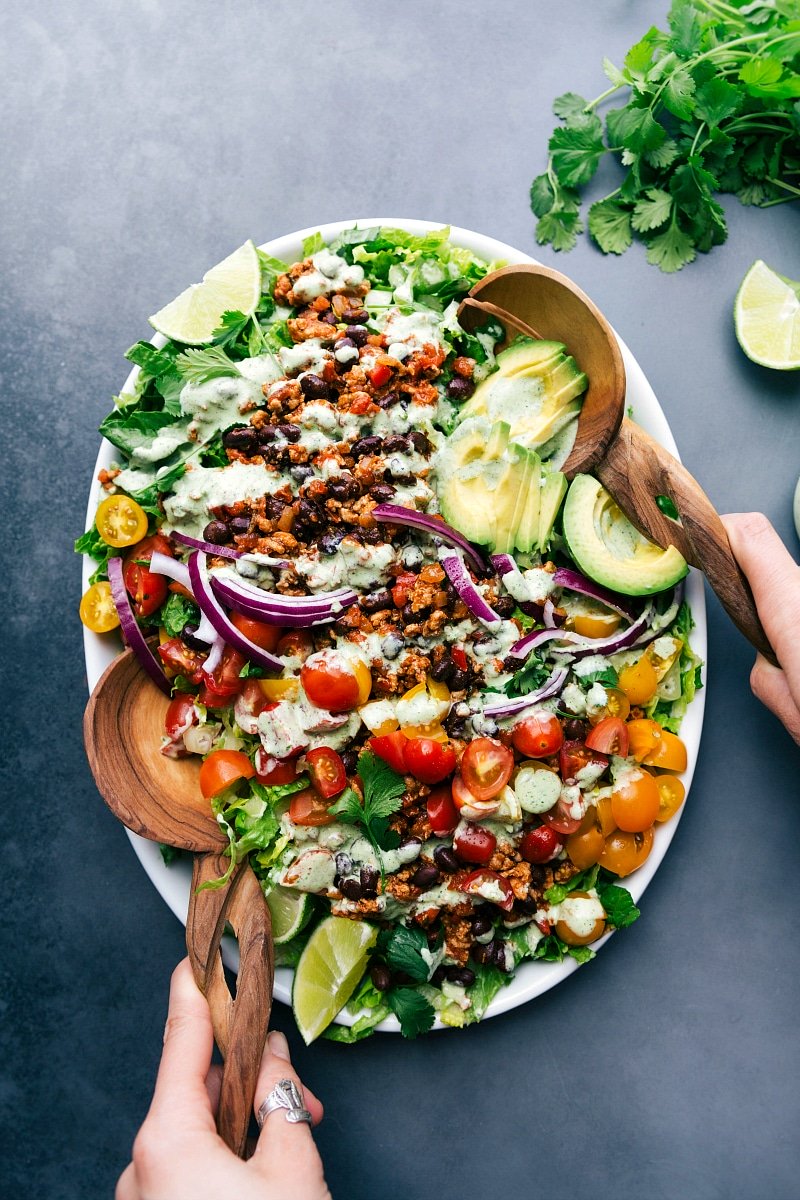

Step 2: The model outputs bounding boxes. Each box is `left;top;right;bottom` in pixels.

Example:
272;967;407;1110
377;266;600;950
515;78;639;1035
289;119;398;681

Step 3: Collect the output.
585;716;630;757
306;747;347;799
460;738;514;802
542;793;585;834
458;869;514;912
559;739;609;783
157;637;207;684
199;647;248;708
426;785;459;836
350;393;374;415
404;738;456;785
230;612;284;653
368;731;408;774
451;647;468;672
391;572;417;608
164;693;197;740
369;363;392;388
453;822;497;865
255;751;298;786
520;825;563;863
289;787;336;827
199;749;254;799
511;713;564;759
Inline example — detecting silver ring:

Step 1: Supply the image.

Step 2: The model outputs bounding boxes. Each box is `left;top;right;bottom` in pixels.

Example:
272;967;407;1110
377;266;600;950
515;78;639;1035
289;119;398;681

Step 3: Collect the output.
256;1078;312;1128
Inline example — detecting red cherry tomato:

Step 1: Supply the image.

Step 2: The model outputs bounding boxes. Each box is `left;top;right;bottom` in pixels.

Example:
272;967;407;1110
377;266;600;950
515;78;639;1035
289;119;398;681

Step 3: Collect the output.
255;752;299;786
301;651;362;712
164;693;196;740
559;739;609;783
305;747;347;800
459;738;514;802
289;787;336;827
520;825;563;863
454;822;497;865
123;534;174;619
199;647;247;708
230;612;284;653
404;738;456;785
276;630;314;661
391;572;417;608
585;716;630;757
451;774;501;820
199;749;254;799
369;363;392;388
458;869;514;912
157;637;207;684
542;791;585;835
368;731;408;774
511;712;564;759
426;785;459;836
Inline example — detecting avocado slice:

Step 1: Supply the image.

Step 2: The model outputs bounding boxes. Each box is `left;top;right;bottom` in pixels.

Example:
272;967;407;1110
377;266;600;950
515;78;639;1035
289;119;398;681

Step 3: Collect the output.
496;337;566;377
538;466;568;552
505;446;534;555
438;418;519;547
562;475;688;596
514;450;542;553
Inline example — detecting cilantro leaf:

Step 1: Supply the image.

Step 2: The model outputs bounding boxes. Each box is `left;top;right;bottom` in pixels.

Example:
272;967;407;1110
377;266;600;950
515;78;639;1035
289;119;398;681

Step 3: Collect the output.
530;173;556;218
384;926;430;983
588;198;633;255
210;310;250;346
694;77;743;127
606;104;666;155
160;592;199;638
175;345;242;385
631;188;673;232
504;654;551;698
387;988;436;1039
328;750;406;859
552;92;593;126
535;209;583;253
645;222;696;273
663;66;697;119
548;124;606;188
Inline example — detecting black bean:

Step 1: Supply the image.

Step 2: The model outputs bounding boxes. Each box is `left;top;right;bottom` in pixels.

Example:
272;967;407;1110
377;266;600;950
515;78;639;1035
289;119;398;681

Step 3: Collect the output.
296;498;322;525
257;425;277;444
412;864;440;890
447;967;476;987
222;425;258;453
447;376;475;401
328;473;360;500
370;963;392;992
343;308;369;325
376;389;400;409
515;896;538;915
407;430;431;454
430;652;454;684
351;434;383;458
492;940;510;970
299;373;330;401
229;515;251;535
387;467;415;485
181;623;209;652
400;835;422;853
431;966;447;987
360;865;379;897
340;748;359;775
382;433;409;454
335;852;353;877
346;324;369;346
319;530;345;555
203;520;231;544
529;864;548;886
339;878;363;901
276;422;300;443
370;484;396;502
381;633;404;660
564;719;589;740
443;713;468;740
290;464;313;484
320;311;338;326
471;942;494;965
471;913;493;938
362;588;392;613
494;595;516;618
433;846;460;873
449;667;470;692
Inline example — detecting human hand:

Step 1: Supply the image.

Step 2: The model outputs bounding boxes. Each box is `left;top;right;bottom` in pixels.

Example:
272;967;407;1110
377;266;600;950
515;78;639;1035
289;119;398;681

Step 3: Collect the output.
117;959;331;1200
723;512;800;746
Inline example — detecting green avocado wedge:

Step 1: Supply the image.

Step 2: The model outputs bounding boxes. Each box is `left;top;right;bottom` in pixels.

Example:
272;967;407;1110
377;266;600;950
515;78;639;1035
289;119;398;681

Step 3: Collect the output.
562;475;688;596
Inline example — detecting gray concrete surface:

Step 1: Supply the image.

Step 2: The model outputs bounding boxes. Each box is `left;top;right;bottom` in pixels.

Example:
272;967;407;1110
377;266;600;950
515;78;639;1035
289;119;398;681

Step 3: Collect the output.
2;2;799;1197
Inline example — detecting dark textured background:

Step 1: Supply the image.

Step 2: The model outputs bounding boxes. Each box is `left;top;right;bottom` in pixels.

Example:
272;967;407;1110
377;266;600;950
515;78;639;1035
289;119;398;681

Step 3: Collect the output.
3;2;800;1197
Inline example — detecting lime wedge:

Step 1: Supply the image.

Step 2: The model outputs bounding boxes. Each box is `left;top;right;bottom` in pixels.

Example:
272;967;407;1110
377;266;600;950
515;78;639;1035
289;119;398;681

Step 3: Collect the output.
292;916;378;1044
266;886;313;945
148;239;261;345
734;260;800;370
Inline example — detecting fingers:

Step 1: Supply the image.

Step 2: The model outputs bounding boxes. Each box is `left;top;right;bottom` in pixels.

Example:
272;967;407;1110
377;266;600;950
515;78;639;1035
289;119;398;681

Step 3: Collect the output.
248;1031;329;1196
722;513;800;688
148;959;216;1133
205;1063;223;1116
115;1163;139;1200
751;654;800;746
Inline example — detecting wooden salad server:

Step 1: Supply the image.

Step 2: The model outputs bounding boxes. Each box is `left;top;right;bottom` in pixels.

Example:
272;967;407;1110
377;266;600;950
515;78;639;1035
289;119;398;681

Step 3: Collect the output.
83;648;274;1157
458;264;777;666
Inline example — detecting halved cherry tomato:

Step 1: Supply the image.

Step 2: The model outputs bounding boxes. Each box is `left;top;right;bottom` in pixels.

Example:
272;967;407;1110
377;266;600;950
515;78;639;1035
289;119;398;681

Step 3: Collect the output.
237;679;274;720
199;647;247;708
565;807;605;869
95;494;149;548
301;651;370;712
258;676;300;702
289;787;336;827
397;678;451;739
656;774;685;822
542;792;585;835
511;712;564;759
123;558;168;619
618;655;659;705
585;716;630;757
460;738;514;802
570;610;621;639
158;637;207;683
230;612;284;653
558;739;609;783
404;738;456;785
255;753;299;786
520;825;563;863
610;767;660;832
642;729;688;772
458;868;514;911
452;774;500;820
164;693;196;740
588;686;631;726
555;891;606;945
276;630;314;661
453;822;497;865
368;731;408;774
626;718;662;762
427;785;459;836
369;363;392;388
79;581;120;632
596;793;617;836
199;749;254;799
391;572;417;608
599;827;654;877
306;747;347;799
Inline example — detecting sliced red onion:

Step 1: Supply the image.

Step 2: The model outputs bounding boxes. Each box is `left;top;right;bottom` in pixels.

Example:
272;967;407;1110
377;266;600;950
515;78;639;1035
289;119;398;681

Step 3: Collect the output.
148;550;218;646
509;603;656;663
438;548;500;626
212;573;357;626
203;634;226;675
543;599;557;629
508;627;585;661
552;567;638;621
371;504;486;573
489;553;517;576
107;556;171;694
187;552;285;671
484;666;569;718
171;531;243;560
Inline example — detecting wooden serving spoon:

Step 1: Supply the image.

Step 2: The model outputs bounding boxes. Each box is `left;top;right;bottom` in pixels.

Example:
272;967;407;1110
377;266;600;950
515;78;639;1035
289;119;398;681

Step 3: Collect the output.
459;263;777;665
83;647;274;1157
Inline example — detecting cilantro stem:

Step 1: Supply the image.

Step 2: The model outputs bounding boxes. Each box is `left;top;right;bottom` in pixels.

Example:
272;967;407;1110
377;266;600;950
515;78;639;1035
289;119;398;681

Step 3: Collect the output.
585;84;624;112
766;177;800;199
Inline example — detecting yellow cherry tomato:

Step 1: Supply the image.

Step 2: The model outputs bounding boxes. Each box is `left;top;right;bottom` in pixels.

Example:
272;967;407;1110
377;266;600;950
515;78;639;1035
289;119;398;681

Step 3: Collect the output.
565;808;606;870
79;581;120;633
626;718;662;762
396;677;451;738
643;729;688;772
610;767;660;832
352;659;373;705
618;655;659;705
258;677;300;702
570;611;622;639
95;494;149;548
656;774;686;822
588;686;631;726
599;827;654;878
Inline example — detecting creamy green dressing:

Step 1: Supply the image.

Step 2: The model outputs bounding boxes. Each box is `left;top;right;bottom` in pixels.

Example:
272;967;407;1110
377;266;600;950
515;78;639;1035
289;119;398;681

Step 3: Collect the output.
163;461;288;537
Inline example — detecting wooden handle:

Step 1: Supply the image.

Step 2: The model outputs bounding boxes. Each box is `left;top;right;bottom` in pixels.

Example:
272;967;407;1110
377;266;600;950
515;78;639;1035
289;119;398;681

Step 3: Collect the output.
458;295;544;341
187;855;274;1157
596;418;777;665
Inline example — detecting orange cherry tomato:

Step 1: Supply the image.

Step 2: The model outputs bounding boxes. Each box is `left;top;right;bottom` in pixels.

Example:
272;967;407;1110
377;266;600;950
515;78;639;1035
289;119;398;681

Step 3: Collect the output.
554;891;607;946
599;827;654;877
587;687;631;726
289;787;336;826
596;793;617;837
618;656;659;705
626;719;663;763
643;729;688;772
199;749;255;799
258;677;300;702
656;774;686;822
230;612;284;653
565;807;606;870
610;767;660;832
460;738;514;802
570;611;621;639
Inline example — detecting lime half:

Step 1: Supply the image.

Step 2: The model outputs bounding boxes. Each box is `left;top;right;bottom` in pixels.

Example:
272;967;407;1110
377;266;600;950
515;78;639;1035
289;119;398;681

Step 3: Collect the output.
292;916;378;1044
734;260;800;370
148;239;261;345
266;886;313;945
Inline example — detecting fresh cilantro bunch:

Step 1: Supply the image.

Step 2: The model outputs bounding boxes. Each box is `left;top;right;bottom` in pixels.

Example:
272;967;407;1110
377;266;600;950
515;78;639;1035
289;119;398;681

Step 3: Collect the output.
328;749;406;860
531;0;800;271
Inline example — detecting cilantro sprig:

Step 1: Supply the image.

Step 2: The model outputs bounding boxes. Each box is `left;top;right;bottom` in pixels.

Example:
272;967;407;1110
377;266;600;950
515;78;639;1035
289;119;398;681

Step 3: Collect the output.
328;748;405;862
531;0;800;270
